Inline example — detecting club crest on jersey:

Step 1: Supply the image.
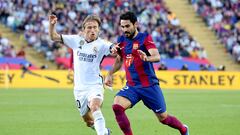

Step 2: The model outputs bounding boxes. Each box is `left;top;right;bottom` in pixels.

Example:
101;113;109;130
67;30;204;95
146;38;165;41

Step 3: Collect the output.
125;54;134;67
79;40;85;49
133;43;139;50
93;46;98;54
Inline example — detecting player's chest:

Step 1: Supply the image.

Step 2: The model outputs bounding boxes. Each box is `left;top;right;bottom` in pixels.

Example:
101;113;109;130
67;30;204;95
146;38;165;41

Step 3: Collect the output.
75;44;101;62
123;41;145;55
76;42;100;55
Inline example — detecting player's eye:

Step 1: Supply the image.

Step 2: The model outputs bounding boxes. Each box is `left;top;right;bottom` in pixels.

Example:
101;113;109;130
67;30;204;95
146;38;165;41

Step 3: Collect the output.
125;25;130;28
123;25;130;28
86;26;98;30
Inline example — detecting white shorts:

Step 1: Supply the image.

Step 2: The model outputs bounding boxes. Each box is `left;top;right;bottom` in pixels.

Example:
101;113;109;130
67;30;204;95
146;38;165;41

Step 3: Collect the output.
73;84;104;116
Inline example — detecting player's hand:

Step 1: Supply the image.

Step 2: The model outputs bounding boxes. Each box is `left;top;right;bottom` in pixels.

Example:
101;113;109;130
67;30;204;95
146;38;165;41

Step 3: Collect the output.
110;43;123;55
137;50;148;61
49;14;57;25
104;74;113;87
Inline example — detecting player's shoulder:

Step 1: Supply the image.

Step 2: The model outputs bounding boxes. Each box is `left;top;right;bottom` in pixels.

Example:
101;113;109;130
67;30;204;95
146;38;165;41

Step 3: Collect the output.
139;32;153;42
139;32;150;37
63;34;84;41
97;38;112;45
117;35;125;42
63;34;80;38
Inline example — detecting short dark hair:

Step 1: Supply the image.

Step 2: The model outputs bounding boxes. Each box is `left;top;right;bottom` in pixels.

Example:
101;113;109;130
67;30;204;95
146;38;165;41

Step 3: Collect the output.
82;15;101;29
120;11;137;24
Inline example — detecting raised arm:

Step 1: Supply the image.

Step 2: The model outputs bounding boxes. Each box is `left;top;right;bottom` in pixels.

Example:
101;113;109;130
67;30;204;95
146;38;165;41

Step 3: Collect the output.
104;55;123;87
48;14;62;42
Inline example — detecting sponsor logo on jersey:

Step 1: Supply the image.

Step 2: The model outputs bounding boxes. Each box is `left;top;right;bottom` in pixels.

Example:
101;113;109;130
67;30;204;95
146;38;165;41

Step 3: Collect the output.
125;54;134;67
133;43;139;50
77;51;97;62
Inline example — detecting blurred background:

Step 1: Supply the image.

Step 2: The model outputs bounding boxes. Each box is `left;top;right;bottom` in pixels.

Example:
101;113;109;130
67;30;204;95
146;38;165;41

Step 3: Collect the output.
0;1;240;135
1;0;239;71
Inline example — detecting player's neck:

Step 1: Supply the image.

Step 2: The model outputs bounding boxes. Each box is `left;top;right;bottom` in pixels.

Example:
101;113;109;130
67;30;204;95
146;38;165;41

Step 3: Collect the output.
85;37;98;43
128;30;138;39
132;30;138;39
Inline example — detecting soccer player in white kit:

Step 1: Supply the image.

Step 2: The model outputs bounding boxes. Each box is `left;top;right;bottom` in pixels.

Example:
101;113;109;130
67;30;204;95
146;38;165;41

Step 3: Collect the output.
49;14;112;135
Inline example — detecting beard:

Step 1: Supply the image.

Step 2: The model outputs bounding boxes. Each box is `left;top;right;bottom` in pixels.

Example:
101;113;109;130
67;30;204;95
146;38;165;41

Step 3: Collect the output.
124;30;136;39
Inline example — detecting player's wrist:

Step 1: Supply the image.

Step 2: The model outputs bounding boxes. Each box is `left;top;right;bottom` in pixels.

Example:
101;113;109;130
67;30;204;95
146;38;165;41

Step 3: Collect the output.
145;56;149;61
108;71;114;76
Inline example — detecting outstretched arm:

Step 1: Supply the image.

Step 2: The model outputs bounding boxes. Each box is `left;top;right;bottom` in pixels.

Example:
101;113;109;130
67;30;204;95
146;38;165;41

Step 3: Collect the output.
48;14;62;42
104;55;123;87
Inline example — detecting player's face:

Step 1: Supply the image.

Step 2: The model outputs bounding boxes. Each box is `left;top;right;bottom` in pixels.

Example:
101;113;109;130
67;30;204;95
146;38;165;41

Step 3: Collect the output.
120;20;137;39
83;20;100;42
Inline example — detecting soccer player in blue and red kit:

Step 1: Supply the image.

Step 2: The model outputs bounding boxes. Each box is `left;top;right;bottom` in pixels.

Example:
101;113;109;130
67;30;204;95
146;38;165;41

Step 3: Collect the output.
105;11;189;135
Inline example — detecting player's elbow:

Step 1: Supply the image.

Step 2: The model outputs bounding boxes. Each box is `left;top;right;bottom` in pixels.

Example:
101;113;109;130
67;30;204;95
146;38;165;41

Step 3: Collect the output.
155;54;160;62
49;32;55;40
49;33;60;42
49;35;54;41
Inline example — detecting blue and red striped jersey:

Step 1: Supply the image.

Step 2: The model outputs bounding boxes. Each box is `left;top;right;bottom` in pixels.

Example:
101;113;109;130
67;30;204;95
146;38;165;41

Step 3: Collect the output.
117;32;159;88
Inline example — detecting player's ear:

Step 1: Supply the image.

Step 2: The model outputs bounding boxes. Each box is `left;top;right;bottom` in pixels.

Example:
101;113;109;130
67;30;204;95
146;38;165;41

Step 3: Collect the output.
134;22;138;28
81;26;85;31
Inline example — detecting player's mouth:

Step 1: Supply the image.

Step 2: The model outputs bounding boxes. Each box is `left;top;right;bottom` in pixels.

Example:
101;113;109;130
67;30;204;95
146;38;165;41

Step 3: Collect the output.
124;32;130;36
90;33;96;38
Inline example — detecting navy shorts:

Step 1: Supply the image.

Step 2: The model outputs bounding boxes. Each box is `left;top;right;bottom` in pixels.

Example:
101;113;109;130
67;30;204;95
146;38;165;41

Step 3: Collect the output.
116;85;166;113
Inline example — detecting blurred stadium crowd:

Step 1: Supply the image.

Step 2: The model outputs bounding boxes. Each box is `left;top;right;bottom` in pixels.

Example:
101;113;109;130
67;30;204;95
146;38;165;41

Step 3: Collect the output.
1;0;237;70
0;33;25;58
190;0;240;62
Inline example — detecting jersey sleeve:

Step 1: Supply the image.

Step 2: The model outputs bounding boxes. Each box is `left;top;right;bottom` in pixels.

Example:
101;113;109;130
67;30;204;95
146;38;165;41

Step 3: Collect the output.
117;36;123;44
101;39;113;56
116;36;124;57
143;34;157;50
62;35;79;49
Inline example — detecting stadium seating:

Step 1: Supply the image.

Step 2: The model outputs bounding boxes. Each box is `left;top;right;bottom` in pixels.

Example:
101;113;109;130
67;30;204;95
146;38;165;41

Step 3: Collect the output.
0;33;36;69
0;0;215;70
190;0;240;62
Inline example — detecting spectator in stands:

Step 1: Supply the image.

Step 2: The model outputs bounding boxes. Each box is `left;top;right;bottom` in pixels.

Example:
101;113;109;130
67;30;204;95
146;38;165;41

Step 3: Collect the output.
158;62;168;70
190;47;199;59
217;65;225;71
17;46;26;57
40;64;48;70
3;45;16;57
167;10;180;26
232;44;240;62
198;47;207;59
0;34;17;57
199;64;208;71
181;64;189;71
1;0;210;70
191;0;239;63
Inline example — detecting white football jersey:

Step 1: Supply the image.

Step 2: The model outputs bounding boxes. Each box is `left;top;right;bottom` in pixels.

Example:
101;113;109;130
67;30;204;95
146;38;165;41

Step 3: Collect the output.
62;35;112;91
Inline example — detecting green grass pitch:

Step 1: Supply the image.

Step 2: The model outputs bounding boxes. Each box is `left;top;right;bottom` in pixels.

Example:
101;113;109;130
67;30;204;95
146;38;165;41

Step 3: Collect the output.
0;89;240;135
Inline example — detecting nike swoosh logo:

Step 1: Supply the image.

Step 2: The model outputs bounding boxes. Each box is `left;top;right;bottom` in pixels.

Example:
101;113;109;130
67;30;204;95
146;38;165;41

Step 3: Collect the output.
155;108;162;112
